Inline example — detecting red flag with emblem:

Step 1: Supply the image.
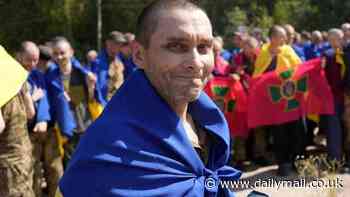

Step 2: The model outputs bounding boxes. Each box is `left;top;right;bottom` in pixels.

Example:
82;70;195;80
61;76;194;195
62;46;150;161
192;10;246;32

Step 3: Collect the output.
204;76;248;137
248;58;334;128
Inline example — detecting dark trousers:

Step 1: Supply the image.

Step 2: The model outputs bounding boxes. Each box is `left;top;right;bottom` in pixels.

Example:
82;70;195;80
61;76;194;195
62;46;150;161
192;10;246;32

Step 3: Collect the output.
270;119;306;165
320;102;344;160
305;119;318;146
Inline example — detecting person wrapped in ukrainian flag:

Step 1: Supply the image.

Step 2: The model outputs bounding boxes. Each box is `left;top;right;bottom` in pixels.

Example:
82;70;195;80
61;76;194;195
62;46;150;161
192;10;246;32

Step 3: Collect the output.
45;37;103;167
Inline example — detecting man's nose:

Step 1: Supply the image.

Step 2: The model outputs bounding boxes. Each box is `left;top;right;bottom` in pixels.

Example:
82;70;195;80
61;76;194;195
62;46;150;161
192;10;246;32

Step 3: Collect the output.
185;49;204;72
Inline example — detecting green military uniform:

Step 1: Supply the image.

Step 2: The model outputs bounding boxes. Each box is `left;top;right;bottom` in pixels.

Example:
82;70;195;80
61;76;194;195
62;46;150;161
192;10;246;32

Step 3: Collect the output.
30;129;63;197
27;77;64;197
61;70;91;167
107;59;124;101
0;90;34;197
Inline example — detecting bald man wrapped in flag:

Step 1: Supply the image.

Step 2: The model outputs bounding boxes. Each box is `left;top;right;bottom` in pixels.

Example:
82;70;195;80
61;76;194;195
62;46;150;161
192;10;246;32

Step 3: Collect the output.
59;1;241;196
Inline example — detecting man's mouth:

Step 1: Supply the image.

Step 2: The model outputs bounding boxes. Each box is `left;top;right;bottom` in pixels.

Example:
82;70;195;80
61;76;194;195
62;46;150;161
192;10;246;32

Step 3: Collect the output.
175;77;202;85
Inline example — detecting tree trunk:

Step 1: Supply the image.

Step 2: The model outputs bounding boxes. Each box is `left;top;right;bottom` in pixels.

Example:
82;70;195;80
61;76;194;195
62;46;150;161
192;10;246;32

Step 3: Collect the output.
97;0;102;50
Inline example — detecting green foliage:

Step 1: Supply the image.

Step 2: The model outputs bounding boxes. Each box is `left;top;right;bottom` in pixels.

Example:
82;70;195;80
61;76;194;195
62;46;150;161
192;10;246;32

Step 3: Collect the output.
1;0;350;56
225;6;248;35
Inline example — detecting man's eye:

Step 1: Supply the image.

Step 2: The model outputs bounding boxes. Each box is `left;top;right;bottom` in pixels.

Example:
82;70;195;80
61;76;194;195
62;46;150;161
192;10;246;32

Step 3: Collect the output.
167;43;188;52
197;44;212;54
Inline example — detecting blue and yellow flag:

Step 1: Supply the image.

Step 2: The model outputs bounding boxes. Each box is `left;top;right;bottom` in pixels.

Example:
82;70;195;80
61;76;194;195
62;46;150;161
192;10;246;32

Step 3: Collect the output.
0;45;28;107
253;43;301;77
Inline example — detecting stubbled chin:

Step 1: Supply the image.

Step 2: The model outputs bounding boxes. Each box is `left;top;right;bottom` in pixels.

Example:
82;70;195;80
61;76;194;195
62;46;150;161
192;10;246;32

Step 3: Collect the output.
171;88;202;103
186;88;202;101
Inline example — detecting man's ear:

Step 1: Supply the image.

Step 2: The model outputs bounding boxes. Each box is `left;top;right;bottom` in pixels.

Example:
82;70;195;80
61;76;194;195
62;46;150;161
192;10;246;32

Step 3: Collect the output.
70;47;75;57
132;41;146;69
15;52;23;61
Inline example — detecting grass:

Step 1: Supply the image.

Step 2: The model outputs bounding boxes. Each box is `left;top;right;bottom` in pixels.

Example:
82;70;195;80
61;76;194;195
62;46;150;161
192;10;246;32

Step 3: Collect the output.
294;154;345;197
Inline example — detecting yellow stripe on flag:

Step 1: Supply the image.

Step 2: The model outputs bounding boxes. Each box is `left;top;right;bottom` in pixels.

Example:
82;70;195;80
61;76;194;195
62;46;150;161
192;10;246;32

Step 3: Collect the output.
335;49;346;79
307;114;319;123
54;125;68;159
88;100;104;120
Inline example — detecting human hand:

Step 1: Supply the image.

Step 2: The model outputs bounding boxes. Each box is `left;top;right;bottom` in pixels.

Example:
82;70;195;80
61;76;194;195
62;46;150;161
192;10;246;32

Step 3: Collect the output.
33;121;48;133
32;87;44;102
87;72;97;84
231;73;241;81
64;91;71;102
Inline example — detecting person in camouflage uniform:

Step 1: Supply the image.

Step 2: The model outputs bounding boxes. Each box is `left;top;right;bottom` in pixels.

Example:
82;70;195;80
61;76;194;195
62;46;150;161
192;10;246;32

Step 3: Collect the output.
107;58;124;100
90;31;127;105
0;84;35;197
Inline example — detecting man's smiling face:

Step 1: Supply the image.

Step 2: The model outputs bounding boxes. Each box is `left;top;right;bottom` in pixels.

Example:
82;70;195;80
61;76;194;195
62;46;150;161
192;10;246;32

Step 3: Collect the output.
140;8;214;105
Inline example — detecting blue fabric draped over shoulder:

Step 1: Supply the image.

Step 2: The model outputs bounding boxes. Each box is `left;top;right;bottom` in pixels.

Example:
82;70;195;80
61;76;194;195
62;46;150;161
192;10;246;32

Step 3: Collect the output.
59;69;241;197
28;69;51;123
118;53;137;80
90;49;110;106
292;44;306;62
45;58;89;138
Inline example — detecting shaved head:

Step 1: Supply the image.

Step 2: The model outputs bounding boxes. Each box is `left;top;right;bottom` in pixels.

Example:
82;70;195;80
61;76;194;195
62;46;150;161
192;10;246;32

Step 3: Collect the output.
86;50;98;63
51;36;72;50
328;28;343;39
341;23;350;39
341;23;350;31
268;25;287;47
269;25;286;39
20;41;39;54
283;24;295;44
18;41;40;70
135;0;206;49
311;30;322;43
284;24;295;34
328;28;343;49
51;36;74;66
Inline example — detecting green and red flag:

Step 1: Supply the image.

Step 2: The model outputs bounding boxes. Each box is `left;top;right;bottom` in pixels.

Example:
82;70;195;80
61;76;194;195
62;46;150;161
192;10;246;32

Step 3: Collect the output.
204;76;248;137
248;58;334;128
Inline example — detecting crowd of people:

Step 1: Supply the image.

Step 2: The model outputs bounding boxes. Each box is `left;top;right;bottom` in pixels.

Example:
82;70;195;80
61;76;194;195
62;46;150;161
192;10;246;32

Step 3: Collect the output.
212;23;350;177
1;6;350;196
0;31;137;197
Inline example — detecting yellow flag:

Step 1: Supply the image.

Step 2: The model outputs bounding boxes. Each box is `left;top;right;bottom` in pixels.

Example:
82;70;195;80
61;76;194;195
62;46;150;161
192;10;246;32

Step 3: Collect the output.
0;45;28;108
335;48;346;79
253;43;301;77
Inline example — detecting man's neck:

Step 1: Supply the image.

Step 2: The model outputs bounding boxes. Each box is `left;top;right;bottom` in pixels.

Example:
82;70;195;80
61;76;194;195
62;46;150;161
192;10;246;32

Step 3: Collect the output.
334;46;343;51
108;54;115;62
107;51;119;61
60;61;72;75
38;62;49;74
269;44;281;56
245;51;255;60
171;102;189;122
345;37;350;42
23;65;32;72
